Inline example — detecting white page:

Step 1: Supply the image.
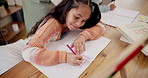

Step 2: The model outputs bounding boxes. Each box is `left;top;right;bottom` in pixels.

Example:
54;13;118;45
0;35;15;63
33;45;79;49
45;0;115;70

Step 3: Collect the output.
132;14;148;23
120;35;133;44
101;7;139;27
27;30;111;78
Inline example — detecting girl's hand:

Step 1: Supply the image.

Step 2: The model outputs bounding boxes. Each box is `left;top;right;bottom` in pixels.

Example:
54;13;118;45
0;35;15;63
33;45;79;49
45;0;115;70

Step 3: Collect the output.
71;35;86;54
66;53;83;65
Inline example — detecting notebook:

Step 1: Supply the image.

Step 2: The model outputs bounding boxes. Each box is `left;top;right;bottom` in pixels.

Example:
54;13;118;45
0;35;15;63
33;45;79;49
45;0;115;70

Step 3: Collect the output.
116;22;148;56
101;7;139;27
23;30;111;78
116;22;148;44
132;14;148;23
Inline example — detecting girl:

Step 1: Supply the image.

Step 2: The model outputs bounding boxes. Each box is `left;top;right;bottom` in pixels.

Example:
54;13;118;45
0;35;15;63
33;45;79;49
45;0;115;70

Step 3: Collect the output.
0;0;106;74
22;0;105;66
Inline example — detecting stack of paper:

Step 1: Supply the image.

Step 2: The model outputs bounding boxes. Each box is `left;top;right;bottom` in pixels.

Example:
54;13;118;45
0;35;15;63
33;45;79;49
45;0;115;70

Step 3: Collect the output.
101;7;139;27
132;14;148;23
116;22;148;56
23;30;111;78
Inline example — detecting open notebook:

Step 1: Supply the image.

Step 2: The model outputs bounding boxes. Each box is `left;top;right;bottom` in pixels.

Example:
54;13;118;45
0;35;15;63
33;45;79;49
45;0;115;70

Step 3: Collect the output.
23;30;111;78
101;7;139;27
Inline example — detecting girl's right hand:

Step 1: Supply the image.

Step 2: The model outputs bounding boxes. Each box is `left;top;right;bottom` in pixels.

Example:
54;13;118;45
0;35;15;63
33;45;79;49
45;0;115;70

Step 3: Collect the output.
66;53;83;66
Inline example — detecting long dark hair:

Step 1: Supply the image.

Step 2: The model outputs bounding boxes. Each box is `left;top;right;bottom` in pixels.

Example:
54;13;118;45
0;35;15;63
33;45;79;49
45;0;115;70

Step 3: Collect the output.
80;2;101;29
28;0;101;36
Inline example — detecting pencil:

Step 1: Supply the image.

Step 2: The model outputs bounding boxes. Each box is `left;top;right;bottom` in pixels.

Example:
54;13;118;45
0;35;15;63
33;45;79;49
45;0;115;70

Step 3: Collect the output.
108;44;144;78
67;44;77;55
93;32;148;78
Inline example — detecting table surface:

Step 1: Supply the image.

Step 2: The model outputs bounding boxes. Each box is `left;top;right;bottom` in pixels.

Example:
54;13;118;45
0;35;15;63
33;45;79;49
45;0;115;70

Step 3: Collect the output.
1;0;148;78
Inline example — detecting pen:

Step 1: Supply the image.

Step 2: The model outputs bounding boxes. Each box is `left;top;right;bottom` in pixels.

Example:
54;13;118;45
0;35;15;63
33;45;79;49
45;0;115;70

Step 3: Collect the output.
67;44;77;55
107;34;148;78
108;44;144;78
94;32;148;78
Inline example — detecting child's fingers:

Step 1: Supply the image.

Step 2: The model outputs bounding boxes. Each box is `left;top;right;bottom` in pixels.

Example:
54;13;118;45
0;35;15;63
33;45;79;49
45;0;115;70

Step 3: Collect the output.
75;60;83;65
76;55;83;59
78;43;85;54
67;53;83;66
81;43;85;53
71;43;74;48
73;57;83;65
74;43;78;54
76;43;81;54
75;42;85;54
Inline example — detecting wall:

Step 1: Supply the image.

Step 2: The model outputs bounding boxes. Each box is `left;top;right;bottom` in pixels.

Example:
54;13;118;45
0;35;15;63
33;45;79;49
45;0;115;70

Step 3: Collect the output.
22;0;55;33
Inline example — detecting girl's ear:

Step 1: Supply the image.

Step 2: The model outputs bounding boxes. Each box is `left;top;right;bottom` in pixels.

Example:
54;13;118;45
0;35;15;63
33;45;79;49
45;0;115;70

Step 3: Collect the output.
80;2;101;29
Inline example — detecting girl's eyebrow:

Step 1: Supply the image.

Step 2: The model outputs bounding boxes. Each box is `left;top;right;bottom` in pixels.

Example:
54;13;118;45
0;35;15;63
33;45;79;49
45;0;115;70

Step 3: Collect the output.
78;14;82;18
77;14;88;21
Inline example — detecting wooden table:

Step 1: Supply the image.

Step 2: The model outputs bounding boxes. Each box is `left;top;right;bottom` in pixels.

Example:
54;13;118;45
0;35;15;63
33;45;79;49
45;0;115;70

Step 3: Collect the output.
0;0;148;78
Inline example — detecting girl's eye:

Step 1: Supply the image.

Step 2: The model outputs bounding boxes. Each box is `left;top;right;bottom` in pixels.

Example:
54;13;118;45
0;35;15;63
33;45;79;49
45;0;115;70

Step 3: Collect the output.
83;20;86;22
75;16;79;19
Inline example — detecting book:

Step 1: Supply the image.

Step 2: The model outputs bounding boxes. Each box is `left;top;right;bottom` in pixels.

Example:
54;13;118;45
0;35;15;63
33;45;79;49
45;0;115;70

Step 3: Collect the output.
101;7;139;27
117;22;148;43
22;30;111;78
116;22;148;56
132;14;148;23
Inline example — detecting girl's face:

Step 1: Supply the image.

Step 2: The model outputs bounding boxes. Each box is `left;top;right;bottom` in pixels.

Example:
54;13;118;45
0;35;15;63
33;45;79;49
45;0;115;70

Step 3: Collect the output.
65;3;91;30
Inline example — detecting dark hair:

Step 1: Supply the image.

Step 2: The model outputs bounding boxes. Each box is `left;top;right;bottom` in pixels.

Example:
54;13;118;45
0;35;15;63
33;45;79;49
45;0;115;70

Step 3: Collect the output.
28;0;101;36
80;2;101;29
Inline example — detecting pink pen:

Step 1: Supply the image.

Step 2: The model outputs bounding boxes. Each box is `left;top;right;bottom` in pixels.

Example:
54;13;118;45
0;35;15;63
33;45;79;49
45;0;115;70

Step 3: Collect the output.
66;44;77;55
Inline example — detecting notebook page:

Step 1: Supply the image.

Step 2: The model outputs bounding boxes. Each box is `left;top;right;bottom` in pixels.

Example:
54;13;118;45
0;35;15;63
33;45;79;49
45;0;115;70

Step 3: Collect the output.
101;7;139;27
27;30;111;78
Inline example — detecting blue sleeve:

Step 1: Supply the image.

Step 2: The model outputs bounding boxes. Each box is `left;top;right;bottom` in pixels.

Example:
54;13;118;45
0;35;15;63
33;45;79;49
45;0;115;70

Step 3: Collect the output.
92;0;110;13
99;5;110;13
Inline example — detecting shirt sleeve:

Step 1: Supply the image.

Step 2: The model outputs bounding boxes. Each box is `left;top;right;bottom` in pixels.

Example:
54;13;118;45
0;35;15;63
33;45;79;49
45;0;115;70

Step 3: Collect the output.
79;22;106;40
91;0;110;13
22;19;67;66
99;5;110;13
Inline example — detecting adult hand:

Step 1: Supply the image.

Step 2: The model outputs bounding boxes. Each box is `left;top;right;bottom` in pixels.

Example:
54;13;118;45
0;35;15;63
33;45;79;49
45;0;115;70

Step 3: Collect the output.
66;53;83;65
71;35;86;54
110;3;116;10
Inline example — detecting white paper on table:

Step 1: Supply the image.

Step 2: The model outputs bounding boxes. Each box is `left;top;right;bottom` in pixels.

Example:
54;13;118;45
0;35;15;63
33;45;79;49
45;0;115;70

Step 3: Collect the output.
26;30;111;78
132;14;148;23
101;7;139;27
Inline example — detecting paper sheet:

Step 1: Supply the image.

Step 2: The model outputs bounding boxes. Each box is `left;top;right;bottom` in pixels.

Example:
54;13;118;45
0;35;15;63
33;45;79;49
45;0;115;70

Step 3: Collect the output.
101;7;139;27
132;14;148;23
26;30;111;78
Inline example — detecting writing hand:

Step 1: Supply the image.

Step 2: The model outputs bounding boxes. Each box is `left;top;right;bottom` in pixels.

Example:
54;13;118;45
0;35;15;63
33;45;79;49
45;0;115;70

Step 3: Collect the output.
66;53;83;65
